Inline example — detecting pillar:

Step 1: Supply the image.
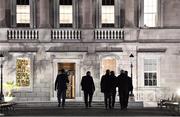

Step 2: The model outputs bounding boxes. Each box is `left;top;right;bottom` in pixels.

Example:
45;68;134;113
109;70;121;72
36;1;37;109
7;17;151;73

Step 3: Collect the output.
0;0;6;27
36;0;51;28
125;0;138;27
79;0;94;28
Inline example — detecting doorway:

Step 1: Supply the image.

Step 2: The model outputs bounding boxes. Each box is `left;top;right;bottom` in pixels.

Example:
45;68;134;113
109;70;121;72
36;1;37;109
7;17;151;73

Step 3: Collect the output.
58;63;76;99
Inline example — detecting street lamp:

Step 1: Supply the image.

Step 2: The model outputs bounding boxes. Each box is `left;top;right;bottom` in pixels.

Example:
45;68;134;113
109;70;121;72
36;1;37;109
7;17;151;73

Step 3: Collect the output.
129;53;134;96
0;53;4;102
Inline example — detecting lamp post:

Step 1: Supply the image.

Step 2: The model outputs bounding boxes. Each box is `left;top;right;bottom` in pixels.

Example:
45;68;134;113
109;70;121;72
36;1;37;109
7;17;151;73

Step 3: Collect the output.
0;53;4;102
129;53;134;96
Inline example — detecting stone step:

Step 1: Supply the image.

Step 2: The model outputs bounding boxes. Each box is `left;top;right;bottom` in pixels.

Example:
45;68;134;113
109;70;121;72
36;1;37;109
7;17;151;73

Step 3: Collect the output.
15;101;143;109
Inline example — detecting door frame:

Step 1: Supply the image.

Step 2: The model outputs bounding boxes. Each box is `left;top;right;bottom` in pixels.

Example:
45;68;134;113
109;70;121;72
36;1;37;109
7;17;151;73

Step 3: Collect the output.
50;58;81;101
58;62;76;99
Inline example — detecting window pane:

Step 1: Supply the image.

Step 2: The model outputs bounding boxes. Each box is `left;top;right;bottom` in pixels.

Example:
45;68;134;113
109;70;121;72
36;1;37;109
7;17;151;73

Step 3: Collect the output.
145;80;148;86
144;59;158;86
16;5;30;24
152;73;157;79
144;14;157;27
153;80;157;86
144;0;157;27
102;5;114;24
16;58;31;87
59;5;72;24
149;73;153;79
149;80;152;86
144;73;148;79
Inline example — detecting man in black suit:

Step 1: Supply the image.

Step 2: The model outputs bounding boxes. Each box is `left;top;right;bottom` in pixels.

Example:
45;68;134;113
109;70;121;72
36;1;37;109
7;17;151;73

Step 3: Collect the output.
117;70;133;110
55;69;69;108
110;71;117;109
81;71;95;108
101;69;113;109
124;71;133;108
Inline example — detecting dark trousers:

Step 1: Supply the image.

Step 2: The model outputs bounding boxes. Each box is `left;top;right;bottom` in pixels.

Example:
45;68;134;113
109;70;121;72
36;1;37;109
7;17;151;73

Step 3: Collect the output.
84;91;93;107
57;89;66;107
111;91;116;108
104;92;112;109
119;90;129;109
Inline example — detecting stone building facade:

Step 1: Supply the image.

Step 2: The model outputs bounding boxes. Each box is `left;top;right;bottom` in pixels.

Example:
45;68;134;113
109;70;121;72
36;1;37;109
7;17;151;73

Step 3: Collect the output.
0;0;180;106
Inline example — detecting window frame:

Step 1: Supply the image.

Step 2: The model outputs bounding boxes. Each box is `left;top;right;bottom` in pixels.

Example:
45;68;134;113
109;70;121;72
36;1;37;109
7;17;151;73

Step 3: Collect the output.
141;56;160;88
10;0;36;28
59;4;73;27
96;0;121;28
8;53;34;92
53;0;79;28
16;4;31;27
144;58;158;86
101;5;115;27
139;0;163;28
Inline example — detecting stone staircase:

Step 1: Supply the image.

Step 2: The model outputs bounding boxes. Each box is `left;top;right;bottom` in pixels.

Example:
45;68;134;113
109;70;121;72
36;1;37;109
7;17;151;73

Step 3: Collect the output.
15;101;143;109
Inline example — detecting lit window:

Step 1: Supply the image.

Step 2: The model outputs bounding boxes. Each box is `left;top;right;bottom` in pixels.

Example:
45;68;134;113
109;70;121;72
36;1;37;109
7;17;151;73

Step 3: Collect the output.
59;0;73;27
144;59;157;86
59;5;72;24
102;57;116;75
16;5;30;24
102;6;114;24
144;0;158;27
102;0;114;27
16;0;30;27
16;58;31;87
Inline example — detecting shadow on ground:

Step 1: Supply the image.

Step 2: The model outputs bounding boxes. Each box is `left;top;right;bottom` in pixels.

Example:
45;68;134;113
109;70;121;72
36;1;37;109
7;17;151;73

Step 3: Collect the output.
4;107;179;116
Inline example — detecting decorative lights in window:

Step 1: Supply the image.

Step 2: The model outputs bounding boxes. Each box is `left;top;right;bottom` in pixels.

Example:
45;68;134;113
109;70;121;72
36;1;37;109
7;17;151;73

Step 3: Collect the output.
16;58;30;87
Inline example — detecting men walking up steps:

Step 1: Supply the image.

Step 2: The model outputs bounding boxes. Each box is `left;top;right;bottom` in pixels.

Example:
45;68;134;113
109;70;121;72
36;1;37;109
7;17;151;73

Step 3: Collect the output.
81;71;95;108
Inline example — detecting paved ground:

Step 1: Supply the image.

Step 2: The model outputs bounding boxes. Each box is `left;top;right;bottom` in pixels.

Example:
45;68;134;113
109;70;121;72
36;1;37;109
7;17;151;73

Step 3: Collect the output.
3;107;180;116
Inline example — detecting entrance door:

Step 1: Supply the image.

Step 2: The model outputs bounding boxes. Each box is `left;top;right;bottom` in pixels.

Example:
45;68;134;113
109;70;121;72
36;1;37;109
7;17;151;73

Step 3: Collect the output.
58;63;75;99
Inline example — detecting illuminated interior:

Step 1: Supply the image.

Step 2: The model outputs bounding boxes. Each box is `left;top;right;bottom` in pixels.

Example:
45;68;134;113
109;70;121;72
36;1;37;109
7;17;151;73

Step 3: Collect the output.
59;5;73;24
144;0;157;27
58;63;75;99
101;5;114;24
102;58;116;74
16;5;30;24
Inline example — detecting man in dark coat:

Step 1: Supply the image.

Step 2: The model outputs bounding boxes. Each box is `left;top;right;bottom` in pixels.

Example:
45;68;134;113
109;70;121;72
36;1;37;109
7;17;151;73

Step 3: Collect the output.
110;71;117;108
117;70;133;110
55;69;69;108
101;69;113;109
124;71;133;107
81;71;95;108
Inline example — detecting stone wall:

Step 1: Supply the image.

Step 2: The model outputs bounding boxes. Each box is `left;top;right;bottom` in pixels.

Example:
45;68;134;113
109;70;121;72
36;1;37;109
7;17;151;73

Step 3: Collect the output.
163;0;180;27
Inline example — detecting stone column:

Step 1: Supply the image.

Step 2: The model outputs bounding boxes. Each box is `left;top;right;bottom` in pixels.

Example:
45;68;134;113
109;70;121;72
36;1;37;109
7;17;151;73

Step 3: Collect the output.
36;0;51;28
79;0;94;28
124;0;138;27
0;0;6;27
